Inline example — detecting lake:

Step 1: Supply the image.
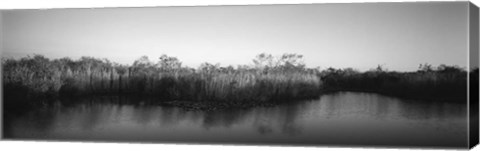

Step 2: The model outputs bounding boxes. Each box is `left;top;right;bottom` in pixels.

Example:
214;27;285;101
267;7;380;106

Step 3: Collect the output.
3;92;468;148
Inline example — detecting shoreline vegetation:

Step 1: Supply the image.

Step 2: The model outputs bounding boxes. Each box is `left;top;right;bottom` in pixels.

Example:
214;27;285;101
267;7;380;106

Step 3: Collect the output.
3;53;476;111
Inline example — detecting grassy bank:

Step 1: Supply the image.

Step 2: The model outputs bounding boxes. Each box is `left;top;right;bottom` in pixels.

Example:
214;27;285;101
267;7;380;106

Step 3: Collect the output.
2;54;472;110
2;54;321;109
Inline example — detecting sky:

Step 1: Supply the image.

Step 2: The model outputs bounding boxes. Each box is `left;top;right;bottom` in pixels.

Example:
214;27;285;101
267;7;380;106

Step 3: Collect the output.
1;2;473;71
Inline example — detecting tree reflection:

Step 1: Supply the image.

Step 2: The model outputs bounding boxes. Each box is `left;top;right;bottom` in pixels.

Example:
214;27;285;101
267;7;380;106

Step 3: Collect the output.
5;92;467;145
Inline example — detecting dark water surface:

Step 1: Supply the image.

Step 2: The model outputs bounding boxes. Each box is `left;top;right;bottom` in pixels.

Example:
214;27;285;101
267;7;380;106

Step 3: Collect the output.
4;92;467;148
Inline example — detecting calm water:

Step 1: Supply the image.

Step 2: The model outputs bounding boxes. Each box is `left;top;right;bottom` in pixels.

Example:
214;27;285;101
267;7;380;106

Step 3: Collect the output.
4;92;468;148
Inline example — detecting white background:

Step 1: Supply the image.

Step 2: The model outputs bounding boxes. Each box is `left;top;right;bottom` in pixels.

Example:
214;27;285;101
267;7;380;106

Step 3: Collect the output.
0;0;479;151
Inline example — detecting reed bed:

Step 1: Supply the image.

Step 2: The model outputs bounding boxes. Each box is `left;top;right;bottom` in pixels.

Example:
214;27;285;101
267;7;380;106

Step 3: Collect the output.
2;55;471;108
2;55;321;106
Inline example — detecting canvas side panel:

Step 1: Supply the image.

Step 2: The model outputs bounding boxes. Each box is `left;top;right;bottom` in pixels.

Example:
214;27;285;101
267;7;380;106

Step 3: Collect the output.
469;2;479;149
0;10;4;139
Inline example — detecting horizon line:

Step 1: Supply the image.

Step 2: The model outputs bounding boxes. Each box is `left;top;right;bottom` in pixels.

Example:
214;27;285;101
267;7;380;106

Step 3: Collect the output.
1;53;471;72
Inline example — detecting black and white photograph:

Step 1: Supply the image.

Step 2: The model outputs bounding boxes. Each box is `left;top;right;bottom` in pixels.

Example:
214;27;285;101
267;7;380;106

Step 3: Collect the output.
1;1;479;150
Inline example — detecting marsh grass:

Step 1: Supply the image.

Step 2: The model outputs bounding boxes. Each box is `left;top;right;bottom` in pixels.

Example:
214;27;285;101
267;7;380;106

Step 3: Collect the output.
2;54;321;107
2;54;471;110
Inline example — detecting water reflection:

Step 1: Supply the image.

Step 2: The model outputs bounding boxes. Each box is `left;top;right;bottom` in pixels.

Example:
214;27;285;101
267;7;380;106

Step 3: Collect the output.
5;92;467;148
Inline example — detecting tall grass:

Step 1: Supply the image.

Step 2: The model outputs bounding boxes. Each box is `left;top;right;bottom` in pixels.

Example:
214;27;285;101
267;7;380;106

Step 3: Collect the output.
2;54;471;108
2;54;321;106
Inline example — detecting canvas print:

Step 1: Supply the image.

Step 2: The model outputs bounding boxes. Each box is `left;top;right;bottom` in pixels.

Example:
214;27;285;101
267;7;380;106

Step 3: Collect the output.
1;2;479;149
